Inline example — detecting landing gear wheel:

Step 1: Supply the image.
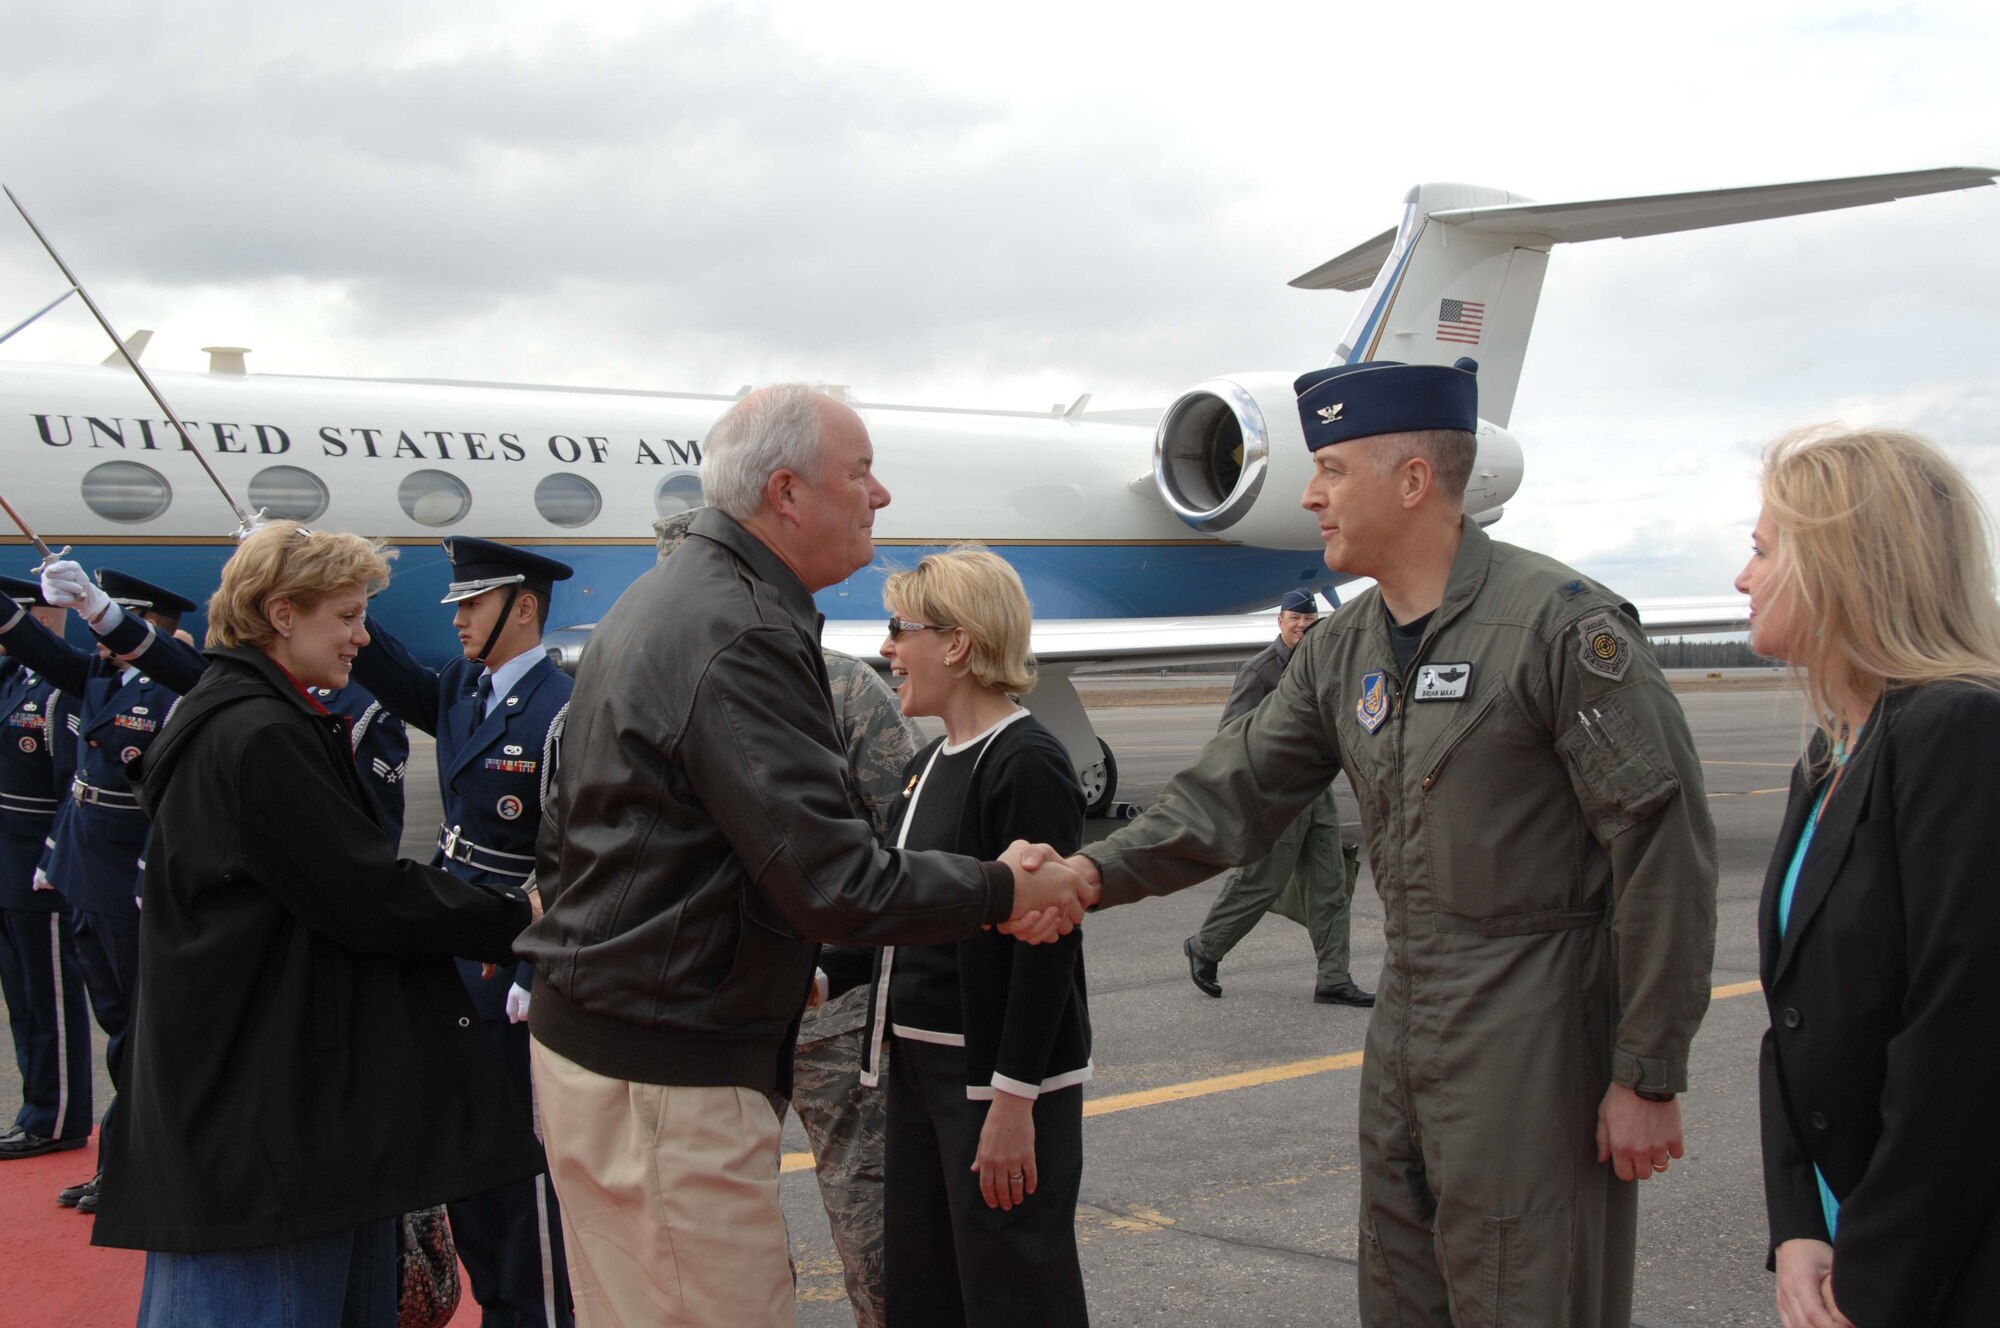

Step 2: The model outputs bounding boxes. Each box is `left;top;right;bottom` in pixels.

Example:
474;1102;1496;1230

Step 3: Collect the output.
1078;737;1118;819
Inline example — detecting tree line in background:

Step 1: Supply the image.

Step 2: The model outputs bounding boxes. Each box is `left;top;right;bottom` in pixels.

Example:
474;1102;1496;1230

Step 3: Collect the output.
1652;638;1774;669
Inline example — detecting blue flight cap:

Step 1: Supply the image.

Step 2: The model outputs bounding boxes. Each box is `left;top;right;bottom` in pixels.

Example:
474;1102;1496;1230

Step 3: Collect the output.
440;537;574;606
97;569;198;619
1279;589;1319;614
1;574;50;609
1294;358;1479;451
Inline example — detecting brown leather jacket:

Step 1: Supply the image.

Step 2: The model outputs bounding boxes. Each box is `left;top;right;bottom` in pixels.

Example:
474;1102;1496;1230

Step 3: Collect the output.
518;508;1012;1094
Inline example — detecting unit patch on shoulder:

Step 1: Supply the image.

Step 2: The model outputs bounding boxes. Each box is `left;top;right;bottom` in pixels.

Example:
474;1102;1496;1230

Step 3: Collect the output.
1355;670;1392;733
1412;663;1473;702
1576;610;1633;682
1559;579;1588;600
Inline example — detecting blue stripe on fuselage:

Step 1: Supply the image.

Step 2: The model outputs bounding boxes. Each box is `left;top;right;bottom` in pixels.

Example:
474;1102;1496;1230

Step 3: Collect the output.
41;541;1338;667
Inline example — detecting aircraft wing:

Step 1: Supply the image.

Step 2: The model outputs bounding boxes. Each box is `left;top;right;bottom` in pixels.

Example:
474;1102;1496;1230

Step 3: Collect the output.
553;597;1746;676
821;614;1281;672
1628;595;1750;637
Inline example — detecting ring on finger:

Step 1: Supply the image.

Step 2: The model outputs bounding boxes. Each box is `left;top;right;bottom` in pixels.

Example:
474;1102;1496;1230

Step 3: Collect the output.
1652;1161;1669;1172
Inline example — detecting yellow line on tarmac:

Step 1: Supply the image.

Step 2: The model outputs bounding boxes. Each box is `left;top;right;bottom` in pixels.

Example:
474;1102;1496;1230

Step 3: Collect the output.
780;979;1765;1174
1083;1052;1367;1118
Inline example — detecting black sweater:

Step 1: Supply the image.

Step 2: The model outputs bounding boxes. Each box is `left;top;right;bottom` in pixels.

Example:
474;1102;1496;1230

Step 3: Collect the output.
861;711;1091;1099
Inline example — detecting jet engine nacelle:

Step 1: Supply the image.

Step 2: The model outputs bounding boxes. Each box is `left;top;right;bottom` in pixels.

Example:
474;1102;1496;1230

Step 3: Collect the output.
1151;372;1523;548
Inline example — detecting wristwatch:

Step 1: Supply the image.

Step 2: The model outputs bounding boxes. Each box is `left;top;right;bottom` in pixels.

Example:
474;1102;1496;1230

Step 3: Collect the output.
1634;1088;1676;1103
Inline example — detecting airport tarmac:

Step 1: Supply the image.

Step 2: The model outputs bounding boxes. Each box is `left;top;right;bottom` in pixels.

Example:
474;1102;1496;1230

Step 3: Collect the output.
0;683;1809;1326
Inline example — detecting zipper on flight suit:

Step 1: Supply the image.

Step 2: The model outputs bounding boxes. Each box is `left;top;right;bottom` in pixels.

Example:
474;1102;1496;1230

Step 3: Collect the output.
1420;690;1504;792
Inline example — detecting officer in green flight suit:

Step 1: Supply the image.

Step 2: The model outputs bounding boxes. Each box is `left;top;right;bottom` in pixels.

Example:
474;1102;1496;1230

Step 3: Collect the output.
1044;358;1718;1326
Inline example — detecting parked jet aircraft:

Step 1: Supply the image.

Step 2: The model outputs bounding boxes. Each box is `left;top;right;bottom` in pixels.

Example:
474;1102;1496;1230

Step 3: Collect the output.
2;167;1990;811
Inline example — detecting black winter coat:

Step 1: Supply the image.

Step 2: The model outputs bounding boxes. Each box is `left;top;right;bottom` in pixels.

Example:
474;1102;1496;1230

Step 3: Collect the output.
91;646;544;1253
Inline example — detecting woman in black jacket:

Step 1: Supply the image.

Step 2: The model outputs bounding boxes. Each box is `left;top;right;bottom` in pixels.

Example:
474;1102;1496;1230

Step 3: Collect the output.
861;546;1090;1327
94;522;545;1327
1739;427;2000;1328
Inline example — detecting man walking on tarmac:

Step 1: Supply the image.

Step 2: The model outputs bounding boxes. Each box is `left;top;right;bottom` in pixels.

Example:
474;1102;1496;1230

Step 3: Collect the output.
1183;588;1371;1007
1040;357;1718;1325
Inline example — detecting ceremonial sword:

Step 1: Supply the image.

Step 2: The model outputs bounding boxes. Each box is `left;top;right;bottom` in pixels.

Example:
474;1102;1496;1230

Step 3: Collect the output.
3;184;264;537
0;489;69;575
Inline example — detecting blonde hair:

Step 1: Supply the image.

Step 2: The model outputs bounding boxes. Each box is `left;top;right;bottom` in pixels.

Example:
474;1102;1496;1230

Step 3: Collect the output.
883;546;1037;695
1760;424;2000;743
207;521;395;649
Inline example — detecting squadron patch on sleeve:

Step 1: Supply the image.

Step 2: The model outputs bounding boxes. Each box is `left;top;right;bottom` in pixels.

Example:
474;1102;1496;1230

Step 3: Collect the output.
1576;610;1634;682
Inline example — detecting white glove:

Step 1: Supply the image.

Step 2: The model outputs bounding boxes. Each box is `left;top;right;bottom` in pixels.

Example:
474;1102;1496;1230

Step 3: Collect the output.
31;868;53;892
40;561;118;630
505;983;531;1024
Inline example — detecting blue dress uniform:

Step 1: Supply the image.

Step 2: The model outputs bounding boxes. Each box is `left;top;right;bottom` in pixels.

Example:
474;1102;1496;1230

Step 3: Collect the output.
0;578;94;1155
0;571;206;1117
309;683;411;848
352;537;574;1328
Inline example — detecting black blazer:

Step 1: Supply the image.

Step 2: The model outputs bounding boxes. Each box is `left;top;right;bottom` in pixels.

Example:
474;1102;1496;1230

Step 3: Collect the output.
1758;682;2000;1326
93;647;543;1253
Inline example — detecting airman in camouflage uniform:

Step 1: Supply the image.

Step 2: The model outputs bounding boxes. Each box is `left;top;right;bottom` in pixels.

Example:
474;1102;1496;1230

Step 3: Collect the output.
1059;361;1717;1326
657;512;908;1328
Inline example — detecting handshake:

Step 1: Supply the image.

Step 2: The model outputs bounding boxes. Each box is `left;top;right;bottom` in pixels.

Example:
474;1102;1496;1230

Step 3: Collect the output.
994;841;1102;944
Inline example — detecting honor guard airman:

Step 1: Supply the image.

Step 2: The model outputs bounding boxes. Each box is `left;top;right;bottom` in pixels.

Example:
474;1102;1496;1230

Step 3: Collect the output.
1074;359;1718;1326
307;683;410;847
0;576;94;1161
2;562;207;1211
352;536;574;1328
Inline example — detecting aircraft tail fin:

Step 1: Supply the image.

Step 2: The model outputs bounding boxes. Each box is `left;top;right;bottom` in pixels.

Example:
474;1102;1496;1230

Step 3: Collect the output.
102;328;151;367
1292;167;1997;427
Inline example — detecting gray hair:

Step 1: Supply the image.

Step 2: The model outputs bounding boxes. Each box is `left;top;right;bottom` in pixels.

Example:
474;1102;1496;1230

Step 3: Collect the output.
1373;428;1477;503
701;383;839;520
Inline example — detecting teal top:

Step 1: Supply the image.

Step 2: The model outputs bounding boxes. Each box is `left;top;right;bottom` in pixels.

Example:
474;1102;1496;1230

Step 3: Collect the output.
1777;726;1861;1241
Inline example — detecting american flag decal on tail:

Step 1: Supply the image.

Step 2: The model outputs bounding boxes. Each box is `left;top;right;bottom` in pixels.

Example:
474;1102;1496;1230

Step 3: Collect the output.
1437;298;1485;345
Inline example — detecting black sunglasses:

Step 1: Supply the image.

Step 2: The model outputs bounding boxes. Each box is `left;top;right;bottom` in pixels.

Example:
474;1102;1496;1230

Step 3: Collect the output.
887;616;955;638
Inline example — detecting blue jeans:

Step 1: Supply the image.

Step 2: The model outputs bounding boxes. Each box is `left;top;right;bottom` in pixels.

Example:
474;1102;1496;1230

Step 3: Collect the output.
137;1218;397;1328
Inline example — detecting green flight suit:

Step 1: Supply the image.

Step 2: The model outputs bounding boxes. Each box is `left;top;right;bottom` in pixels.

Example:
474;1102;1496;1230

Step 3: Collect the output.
1088;520;1718;1327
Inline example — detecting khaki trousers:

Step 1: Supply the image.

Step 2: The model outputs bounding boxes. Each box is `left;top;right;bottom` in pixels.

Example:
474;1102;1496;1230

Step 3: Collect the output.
530;1038;796;1328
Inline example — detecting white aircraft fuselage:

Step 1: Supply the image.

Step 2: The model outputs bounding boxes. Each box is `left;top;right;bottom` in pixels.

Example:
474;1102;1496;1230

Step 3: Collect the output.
0;359;1483;665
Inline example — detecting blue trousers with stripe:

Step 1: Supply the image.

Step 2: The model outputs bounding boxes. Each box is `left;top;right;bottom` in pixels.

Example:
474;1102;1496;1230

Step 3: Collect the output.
0;906;95;1141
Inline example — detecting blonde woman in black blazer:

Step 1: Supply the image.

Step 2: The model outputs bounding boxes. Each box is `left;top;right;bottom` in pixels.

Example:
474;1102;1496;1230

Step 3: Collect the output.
1738;426;2000;1328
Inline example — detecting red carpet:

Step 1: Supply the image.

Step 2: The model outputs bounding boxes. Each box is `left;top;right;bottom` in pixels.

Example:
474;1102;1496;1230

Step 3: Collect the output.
0;1134;481;1325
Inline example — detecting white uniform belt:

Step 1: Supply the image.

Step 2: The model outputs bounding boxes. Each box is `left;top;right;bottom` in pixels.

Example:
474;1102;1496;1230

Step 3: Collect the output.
437;823;533;879
0;791;59;816
71;777;142;811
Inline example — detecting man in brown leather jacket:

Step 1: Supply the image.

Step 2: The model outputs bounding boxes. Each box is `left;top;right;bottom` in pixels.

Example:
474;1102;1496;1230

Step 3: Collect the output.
518;384;1089;1327
1044;359;1718;1327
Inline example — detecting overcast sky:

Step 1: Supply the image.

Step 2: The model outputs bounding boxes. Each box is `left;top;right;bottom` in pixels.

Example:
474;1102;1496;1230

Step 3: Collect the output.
3;0;1996;600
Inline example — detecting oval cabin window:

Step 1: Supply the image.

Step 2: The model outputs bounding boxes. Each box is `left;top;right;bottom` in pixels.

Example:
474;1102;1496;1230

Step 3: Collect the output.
80;460;173;523
397;470;472;527
534;473;602;528
248;465;330;523
655;473;705;519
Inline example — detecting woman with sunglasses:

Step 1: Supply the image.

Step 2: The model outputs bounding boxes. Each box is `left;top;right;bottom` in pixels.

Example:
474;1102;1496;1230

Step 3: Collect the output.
859;546;1090;1326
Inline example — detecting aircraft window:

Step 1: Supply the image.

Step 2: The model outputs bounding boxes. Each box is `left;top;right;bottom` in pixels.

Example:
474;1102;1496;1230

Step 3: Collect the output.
79;460;172;523
654;473;706;518
397;470;472;527
535;473;602;528
248;465;330;523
